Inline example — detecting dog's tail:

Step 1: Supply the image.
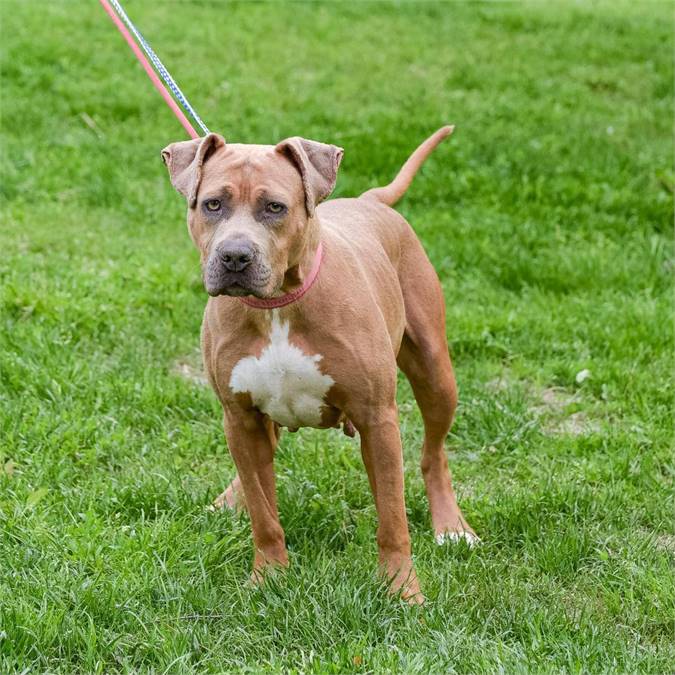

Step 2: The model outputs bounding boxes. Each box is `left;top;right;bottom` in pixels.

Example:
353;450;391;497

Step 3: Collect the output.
361;125;454;207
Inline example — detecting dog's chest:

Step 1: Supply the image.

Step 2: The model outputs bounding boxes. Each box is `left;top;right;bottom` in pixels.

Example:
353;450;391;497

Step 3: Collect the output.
228;314;334;429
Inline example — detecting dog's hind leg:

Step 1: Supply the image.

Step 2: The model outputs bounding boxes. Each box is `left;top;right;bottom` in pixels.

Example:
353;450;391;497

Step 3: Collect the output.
396;230;478;545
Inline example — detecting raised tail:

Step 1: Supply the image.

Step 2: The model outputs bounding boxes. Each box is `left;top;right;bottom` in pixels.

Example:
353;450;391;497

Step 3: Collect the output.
361;125;454;206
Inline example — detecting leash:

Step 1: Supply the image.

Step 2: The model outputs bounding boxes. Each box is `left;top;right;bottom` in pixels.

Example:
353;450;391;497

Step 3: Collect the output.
98;0;209;139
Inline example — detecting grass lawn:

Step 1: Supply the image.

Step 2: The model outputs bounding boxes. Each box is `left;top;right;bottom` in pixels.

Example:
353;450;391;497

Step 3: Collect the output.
1;1;673;672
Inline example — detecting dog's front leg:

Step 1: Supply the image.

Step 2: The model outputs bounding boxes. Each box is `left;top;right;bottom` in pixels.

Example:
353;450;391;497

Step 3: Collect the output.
213;419;280;512
223;406;287;578
356;405;422;604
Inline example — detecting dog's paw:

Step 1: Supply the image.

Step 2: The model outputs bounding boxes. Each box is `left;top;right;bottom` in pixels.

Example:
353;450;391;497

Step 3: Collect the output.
207;492;229;512
435;531;481;547
209;478;247;513
208;488;244;512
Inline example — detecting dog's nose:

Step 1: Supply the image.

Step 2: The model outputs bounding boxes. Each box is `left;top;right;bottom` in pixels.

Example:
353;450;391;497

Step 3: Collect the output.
219;242;255;272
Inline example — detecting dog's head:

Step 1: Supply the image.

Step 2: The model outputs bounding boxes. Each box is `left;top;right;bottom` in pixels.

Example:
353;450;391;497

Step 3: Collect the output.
161;133;343;298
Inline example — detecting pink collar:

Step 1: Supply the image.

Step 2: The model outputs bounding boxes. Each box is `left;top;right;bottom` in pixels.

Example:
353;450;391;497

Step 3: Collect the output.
239;242;324;309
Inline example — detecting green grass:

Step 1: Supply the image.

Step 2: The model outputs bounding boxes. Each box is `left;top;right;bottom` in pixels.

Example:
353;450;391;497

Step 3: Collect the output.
1;1;673;672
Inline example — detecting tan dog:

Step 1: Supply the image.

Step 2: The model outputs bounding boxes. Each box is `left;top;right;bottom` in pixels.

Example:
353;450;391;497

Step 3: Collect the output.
162;126;477;602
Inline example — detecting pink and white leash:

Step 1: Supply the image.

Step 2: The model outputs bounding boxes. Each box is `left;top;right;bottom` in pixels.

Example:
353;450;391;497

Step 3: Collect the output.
98;0;208;140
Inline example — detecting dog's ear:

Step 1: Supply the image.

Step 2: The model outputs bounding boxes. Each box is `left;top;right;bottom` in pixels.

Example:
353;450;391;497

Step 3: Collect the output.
161;133;226;208
275;137;344;216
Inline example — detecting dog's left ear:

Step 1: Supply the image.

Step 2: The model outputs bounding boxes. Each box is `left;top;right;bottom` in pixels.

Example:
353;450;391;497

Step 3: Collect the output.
161;133;226;208
275;137;344;216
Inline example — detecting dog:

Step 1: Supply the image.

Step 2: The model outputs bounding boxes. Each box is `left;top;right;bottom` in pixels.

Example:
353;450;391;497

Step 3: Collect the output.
161;126;477;603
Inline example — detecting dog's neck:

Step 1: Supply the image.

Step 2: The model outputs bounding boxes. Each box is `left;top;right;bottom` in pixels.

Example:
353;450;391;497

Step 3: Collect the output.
279;216;322;294
237;216;324;311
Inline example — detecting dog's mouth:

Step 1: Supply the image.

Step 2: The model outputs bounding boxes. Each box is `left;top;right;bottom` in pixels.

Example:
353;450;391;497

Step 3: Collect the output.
204;265;273;298
205;280;268;298
209;283;249;298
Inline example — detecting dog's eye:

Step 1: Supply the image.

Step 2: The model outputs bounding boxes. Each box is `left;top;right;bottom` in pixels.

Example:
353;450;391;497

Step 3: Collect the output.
266;202;285;214
204;199;221;212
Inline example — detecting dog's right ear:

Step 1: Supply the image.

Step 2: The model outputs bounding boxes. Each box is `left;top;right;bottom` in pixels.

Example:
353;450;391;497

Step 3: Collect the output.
161;133;225;208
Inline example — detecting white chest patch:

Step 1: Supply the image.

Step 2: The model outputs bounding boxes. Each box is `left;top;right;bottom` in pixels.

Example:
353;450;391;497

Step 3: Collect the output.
229;313;334;429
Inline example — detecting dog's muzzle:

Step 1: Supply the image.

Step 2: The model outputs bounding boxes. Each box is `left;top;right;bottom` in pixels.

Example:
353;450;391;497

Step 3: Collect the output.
204;239;271;297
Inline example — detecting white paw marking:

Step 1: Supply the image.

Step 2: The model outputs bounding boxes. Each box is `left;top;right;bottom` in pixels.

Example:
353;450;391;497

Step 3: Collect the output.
208;493;227;512
436;531;480;547
229;312;334;428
